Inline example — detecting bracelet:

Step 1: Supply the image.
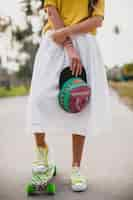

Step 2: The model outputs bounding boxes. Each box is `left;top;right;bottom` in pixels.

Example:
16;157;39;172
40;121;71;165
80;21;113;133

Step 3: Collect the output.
63;36;73;47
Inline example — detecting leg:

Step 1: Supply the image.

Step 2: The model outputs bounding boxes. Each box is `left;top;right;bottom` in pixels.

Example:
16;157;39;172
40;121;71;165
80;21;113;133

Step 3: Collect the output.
34;132;48;148
32;132;55;185
72;134;85;167
33;132;49;166
32;132;55;186
71;133;87;192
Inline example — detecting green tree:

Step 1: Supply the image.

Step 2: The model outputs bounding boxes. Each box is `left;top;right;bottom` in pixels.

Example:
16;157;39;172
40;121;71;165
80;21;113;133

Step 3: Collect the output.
12;0;44;88
121;63;133;80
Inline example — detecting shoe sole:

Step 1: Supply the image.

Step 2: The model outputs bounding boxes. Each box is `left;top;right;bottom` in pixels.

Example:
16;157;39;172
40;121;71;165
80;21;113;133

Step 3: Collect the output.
72;184;87;192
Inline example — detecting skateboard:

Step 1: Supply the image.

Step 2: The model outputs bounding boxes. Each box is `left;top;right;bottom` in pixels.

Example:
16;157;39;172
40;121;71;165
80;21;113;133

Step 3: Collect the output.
58;66;91;113
26;165;57;195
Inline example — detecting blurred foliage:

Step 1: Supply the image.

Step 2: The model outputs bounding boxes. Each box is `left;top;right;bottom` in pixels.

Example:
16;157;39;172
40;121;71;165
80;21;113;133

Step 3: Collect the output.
107;66;123;82
40;0;44;8
110;81;133;110
19;0;32;15
15;66;31;89
121;63;133;80
107;63;133;82
1;0;132;97
11;0;44;88
0;86;29;97
0;0;45;93
110;81;133;98
12;25;32;41
15;41;38;88
0;16;11;32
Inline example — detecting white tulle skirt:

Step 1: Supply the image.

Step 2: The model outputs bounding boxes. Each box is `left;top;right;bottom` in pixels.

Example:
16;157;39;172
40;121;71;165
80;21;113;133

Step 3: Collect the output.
26;31;112;136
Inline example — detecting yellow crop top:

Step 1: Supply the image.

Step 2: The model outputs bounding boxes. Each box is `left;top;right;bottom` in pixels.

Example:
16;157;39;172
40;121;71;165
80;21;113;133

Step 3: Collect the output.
43;0;104;35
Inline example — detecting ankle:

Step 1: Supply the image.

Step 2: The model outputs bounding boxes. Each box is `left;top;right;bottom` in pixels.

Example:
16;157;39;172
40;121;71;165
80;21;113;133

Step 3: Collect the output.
37;143;48;149
72;162;80;168
35;146;49;166
35;133;47;148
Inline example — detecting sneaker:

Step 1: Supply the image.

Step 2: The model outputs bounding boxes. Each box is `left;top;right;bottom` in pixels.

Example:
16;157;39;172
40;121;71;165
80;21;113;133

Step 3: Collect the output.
35;146;49;166
32;146;55;185
71;166;88;192
32;162;55;185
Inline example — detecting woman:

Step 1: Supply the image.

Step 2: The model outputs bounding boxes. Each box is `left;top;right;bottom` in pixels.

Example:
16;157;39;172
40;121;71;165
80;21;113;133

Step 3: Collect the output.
27;0;111;192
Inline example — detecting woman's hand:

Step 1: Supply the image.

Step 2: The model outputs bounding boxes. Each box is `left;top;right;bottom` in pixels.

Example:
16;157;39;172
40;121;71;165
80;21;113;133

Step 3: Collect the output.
51;28;68;44
51;29;82;76
66;46;83;77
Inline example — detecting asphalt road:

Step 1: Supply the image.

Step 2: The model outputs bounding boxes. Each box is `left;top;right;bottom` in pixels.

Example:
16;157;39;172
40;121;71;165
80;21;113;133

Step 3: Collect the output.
0;90;133;200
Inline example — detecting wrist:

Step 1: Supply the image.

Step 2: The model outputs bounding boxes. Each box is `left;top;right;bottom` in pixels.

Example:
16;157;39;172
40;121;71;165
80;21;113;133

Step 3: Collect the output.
64;40;73;48
65;45;75;53
64;39;73;49
60;26;72;38
62;36;73;48
65;26;73;36
65;45;74;51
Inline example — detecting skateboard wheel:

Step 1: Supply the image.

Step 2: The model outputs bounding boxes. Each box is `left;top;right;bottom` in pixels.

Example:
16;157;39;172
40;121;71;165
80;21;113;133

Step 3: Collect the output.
53;166;57;176
26;183;36;195
46;183;56;195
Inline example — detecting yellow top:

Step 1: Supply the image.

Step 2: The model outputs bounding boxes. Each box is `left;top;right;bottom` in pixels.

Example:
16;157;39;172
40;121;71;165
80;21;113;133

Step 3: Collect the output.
43;0;104;35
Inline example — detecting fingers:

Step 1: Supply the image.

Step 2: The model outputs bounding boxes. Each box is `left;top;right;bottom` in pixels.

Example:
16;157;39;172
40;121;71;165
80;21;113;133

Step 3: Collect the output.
76;62;83;77
71;58;82;77
72;58;77;75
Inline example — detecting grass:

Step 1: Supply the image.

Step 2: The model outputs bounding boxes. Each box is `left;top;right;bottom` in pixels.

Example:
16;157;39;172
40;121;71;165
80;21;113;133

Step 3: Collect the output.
0;86;29;98
109;81;133;98
109;81;133;109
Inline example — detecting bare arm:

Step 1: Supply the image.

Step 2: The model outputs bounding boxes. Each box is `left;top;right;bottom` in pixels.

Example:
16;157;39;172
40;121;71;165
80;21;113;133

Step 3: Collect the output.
45;5;64;29
45;5;82;76
52;16;103;44
65;16;103;35
45;6;73;47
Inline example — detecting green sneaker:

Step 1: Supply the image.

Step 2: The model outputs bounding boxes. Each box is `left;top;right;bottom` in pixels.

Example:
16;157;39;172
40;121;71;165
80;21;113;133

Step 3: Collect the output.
71;166;88;192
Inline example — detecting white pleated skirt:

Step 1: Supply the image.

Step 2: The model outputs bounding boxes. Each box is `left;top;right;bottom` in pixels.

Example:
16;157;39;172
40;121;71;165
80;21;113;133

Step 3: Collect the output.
26;31;112;136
